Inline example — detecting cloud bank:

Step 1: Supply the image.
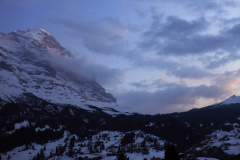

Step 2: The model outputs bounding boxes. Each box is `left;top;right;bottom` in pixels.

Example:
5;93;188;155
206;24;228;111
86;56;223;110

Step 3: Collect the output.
40;49;126;87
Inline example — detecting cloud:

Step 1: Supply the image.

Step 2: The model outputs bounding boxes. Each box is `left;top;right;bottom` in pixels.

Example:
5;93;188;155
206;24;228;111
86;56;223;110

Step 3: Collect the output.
133;58;216;79
143;16;208;38
134;8;149;18
184;0;240;13
40;50;126;87
139;14;240;57
167;66;216;79
50;6;240;72
192;85;227;98
206;53;240;69
133;57;179;71
116;83;229;114
213;71;240;90
130;82;149;89
51;18;131;56
135;0;239;12
184;0;225;12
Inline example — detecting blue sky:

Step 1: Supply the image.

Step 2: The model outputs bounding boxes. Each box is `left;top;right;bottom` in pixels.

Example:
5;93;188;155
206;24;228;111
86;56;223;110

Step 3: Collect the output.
1;0;240;113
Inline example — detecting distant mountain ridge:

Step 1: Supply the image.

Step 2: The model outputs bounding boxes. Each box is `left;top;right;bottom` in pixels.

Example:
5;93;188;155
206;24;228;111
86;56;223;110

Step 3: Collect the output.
199;95;240;110
0;28;136;114
216;95;240;105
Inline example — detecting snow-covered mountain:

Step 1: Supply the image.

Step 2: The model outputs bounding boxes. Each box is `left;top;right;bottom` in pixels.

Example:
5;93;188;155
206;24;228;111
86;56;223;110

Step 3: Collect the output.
204;95;240;110
0;28;133;114
217;95;240;105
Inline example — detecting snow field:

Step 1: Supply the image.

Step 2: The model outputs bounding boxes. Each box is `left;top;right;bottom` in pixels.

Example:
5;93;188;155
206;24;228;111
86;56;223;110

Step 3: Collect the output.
0;130;166;160
1;131;69;160
189;125;240;156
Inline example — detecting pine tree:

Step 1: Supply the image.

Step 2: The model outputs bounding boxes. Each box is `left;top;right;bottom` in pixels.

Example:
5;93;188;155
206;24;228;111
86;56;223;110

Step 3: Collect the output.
7;154;11;160
116;146;129;160
37;153;40;160
164;144;180;160
68;148;74;158
50;152;53;157
55;146;59;155
25;144;28;150
40;148;45;159
32;155;37;160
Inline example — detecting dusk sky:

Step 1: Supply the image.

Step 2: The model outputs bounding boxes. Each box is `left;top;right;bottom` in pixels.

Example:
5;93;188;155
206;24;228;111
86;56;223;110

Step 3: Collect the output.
0;0;240;114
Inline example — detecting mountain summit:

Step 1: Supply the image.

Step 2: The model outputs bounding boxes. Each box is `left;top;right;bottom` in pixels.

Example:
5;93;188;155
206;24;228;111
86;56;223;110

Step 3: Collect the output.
218;95;240;105
0;28;128;113
0;28;73;58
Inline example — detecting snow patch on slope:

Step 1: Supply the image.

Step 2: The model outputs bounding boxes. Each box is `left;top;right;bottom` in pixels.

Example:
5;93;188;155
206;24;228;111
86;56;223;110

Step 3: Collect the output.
15;120;29;130
190;125;240;156
6;120;30;134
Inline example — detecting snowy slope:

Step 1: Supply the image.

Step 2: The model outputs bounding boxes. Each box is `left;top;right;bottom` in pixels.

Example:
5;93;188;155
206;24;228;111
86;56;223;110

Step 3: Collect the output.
218;95;240;105
187;123;240;158
0;28;134;114
210;95;240;107
1;130;166;160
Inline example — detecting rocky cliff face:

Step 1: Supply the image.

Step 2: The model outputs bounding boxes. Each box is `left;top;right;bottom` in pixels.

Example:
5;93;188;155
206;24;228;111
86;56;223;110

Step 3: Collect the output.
0;28;117;109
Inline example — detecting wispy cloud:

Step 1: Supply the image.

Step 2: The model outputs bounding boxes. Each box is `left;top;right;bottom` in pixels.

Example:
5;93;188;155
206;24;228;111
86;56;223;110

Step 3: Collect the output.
116;83;229;114
50;18;131;56
40;49;126;87
139;15;240;56
116;79;234;114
